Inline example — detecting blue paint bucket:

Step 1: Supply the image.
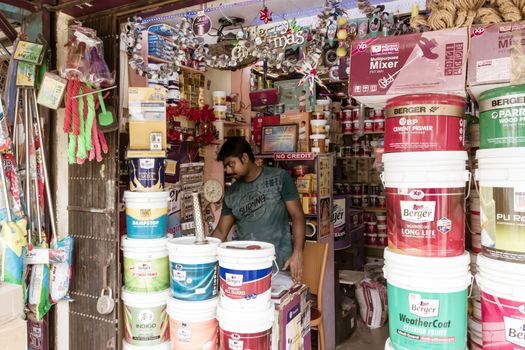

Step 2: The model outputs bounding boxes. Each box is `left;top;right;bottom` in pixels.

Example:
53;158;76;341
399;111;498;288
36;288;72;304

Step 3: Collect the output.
167;237;221;301
127;151;166;192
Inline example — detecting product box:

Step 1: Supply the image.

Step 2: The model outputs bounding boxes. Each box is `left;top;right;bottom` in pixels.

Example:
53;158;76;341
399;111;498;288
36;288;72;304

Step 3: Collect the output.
0;283;23;326
128;87;167;150
280;112;311;152
334;195;351;250
350;27;468;107
467;22;525;101
0;318;27;350
272;284;311;350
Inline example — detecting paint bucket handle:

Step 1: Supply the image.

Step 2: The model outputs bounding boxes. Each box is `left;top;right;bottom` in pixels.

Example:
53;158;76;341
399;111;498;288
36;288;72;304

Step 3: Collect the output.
468;273;476;299
465;171;472;201
379;172;385;188
271;259;280;279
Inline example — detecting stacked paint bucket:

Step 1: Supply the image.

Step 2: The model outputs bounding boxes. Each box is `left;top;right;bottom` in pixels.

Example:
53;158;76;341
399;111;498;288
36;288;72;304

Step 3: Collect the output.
475;84;525;350
381;94;472;350
216;241;276;349
166;192;221;350
121;150;171;350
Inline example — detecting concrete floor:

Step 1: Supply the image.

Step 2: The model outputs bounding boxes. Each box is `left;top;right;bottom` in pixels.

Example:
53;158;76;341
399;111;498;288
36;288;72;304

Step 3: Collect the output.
336;321;389;350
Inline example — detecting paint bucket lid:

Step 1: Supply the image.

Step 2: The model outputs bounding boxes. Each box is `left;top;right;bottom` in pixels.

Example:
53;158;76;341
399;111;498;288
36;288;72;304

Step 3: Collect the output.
167;237;221;257
384;248;471;293
123;190;170;202
126;150;167;159
167;296;217;321
217;241;275;259
212;91;226;97
217;303;274;333
384;338;394;350
479;84;525;104
121;235;168;253
121;288;169;307
122;340;170;350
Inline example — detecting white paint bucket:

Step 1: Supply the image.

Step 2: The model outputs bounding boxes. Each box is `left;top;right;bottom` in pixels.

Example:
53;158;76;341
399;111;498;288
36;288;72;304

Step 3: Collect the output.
477;254;525;349
167;297;217;350
122;340;170;350
217;241;275;310
384;248;471;349
124;191;170;239
468;317;483;350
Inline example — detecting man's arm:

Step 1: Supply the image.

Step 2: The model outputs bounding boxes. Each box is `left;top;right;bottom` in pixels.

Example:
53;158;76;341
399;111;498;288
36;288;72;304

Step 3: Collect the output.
211;214;235;242
283;199;305;282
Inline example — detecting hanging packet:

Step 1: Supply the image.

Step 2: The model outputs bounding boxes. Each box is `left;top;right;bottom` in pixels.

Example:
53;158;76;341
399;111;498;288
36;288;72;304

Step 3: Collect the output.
0;218;27;285
50;236;73;303
28;261;52;320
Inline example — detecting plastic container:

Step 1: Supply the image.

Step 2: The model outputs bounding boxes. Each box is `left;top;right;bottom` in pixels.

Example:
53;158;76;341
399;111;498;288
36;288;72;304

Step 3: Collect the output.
217;241;275;310
121;288;170;346
167;297;217;350
366;233;378;246
122;341;171;350
382;151;468;257
342;120;353;133
373;119;385;132
376;215;387;225
167;237;221;301
478;84;525;148
476;148;525;263
384;248;471;350
477;254;525;349
217;303;274;350
214;105;227;120
366;221;378;234
384;94;466;152
127;152;166;192
351;195;362;207
124;191;169;239
363;119;374;133
310;119;328;134
122;236;169;292
352;119;360;133
310;134;326;153
377;196;386;208
212;91;226;106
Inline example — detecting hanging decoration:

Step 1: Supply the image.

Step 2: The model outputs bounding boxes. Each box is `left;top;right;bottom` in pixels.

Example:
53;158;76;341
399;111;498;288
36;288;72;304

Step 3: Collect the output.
166;100;217;145
259;1;273;24
296;57;328;95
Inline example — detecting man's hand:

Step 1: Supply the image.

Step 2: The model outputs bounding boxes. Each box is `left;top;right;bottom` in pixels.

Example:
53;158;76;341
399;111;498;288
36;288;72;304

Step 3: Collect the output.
283;251;303;282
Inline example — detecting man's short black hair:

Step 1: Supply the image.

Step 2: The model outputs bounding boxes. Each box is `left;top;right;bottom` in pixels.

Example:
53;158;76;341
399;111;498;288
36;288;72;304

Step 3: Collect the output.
217;137;255;162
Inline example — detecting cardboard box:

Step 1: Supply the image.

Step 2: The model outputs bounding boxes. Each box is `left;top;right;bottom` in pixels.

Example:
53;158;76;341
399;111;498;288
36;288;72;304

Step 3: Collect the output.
467;22;525;101
0;318;27;350
0;283;23;326
280;112;311;152
350;28;468;108
272;284;311;350
128;87;167;150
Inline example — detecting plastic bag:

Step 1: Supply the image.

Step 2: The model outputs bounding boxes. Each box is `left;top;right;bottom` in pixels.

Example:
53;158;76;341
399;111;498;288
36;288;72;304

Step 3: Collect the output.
0;218;27;285
28;262;52;320
50;236;73;303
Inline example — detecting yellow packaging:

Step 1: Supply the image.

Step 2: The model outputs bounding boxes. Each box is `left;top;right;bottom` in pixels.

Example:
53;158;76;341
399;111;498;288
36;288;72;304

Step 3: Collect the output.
128;120;167;150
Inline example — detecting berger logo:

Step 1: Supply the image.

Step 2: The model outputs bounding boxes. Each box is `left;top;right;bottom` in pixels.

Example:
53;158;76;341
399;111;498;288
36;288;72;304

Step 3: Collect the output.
409;190;425;200
409;293;440;318
137;263;151;272
332;199;345;227
226;273;243;287
400;201;435;223
429;106;440;113
504;316;525;347
519;304;525;315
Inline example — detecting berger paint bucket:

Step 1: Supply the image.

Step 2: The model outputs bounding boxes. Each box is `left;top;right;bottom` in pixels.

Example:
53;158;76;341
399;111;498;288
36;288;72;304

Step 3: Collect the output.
167;297;217;350
384;94;466;153
384;248;471;350
217;303;274;350
167;237;220;301
382;151;469;257
217;241;275;310
479;84;525;149
122;288;170;346
468;317;482;350
384;338;394;349
125;191;169;239
123;341;171;350
476;148;525;263
127;150;166;192
477;254;525;349
122;235;169;292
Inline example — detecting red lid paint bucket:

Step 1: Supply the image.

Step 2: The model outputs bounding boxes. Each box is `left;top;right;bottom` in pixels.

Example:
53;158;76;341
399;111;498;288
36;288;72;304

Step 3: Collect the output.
384;94;466;153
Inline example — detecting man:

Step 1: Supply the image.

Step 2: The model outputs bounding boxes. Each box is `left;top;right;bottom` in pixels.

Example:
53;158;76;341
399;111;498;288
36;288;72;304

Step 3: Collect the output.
211;138;305;281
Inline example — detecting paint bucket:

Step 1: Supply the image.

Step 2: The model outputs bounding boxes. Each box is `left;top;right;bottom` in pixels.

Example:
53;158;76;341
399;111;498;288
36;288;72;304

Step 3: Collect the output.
217;303;274;350
382;151;469;257
127;150;166;192
468;317;483;350
121;288;170;346
384;248;471;350
217;241;275;310
167;297;217;350
124;191;169;239
122;341;171;350
384;338;394;350
167;237;221;301
477;254;525;349
476;148;525;263
384;94;466;153
478;84;525;149
214;105;227;120
122;235;169;293
213;91;227;106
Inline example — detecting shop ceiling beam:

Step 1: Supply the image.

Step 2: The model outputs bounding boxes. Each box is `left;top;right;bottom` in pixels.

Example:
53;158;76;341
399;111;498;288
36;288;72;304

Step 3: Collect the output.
42;0;93;12
0;0;37;12
0;10;18;42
